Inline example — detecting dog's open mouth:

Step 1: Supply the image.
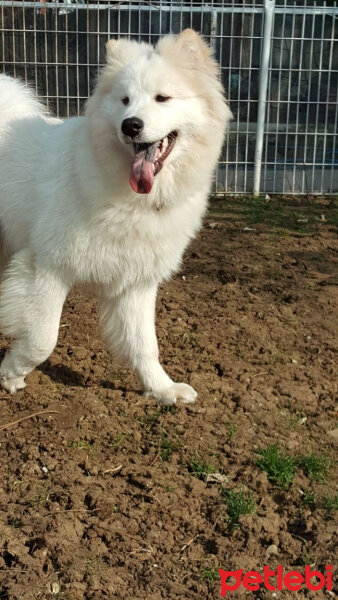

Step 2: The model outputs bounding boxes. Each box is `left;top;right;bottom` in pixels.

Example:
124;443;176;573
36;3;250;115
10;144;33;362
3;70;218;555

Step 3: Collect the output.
129;131;177;194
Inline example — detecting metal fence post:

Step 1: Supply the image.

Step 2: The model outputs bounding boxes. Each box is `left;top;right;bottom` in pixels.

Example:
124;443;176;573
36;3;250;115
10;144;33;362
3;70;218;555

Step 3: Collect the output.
253;0;275;196
210;8;218;52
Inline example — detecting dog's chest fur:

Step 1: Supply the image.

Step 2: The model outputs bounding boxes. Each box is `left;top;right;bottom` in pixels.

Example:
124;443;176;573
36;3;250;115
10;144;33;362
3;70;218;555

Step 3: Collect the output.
40;196;204;292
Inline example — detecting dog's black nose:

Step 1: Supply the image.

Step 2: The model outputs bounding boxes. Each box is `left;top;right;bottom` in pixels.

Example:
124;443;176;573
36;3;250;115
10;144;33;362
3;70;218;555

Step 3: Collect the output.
121;117;144;139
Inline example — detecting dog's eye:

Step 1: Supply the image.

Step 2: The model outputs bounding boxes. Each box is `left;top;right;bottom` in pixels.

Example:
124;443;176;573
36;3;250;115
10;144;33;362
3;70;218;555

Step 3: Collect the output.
122;97;129;106
155;95;171;103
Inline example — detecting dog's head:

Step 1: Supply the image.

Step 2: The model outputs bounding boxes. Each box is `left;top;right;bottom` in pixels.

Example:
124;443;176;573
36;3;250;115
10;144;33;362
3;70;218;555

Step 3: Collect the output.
86;30;232;195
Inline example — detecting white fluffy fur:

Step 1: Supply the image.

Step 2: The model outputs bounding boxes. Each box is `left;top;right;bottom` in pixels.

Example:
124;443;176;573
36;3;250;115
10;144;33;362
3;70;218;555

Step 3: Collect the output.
0;30;231;403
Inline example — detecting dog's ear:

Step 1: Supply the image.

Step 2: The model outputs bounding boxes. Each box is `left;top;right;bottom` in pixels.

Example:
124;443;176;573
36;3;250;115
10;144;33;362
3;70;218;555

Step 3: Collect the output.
106;38;150;69
175;29;210;63
106;39;118;53
157;29;211;68
105;39;122;65
106;39;118;51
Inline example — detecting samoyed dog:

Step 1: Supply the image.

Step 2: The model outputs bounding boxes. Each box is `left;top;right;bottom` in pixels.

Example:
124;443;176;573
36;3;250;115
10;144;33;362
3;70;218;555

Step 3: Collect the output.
0;29;231;404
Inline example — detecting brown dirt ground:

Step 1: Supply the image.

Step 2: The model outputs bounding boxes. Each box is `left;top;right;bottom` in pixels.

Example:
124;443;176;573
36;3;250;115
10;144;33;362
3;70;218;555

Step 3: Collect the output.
0;196;337;600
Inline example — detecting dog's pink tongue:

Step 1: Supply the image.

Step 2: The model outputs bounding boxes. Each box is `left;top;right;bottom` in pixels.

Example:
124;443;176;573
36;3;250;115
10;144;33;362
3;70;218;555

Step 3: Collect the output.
129;143;157;194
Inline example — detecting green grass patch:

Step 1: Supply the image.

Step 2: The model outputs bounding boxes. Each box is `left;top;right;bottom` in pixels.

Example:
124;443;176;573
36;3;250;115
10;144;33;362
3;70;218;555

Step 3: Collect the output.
226;422;238;440
244;196;313;233
160;433;180;462
209;195;338;237
24;488;56;508
85;557;105;581
138;410;161;431
297;452;331;483
322;493;338;516
161;405;177;415
256;444;296;489
301;489;317;509
301;490;338;517
200;568;219;584
286;411;307;431
229;195;338;236
110;432;125;450
223;489;256;532
70;440;95;453
187;455;217;481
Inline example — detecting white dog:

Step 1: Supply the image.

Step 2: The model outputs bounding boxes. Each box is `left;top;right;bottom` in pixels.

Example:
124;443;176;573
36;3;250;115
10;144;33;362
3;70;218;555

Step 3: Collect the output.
0;29;231;404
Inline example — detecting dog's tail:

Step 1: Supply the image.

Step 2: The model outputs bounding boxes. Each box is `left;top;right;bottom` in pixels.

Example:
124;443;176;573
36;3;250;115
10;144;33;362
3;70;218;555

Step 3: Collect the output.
0;75;46;123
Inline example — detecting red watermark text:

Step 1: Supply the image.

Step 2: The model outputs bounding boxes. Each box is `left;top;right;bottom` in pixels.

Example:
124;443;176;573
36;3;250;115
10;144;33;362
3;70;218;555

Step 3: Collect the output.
219;564;334;596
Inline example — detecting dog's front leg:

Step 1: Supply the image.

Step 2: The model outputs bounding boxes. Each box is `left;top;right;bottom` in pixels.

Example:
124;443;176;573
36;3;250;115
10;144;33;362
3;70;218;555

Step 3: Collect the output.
100;285;197;405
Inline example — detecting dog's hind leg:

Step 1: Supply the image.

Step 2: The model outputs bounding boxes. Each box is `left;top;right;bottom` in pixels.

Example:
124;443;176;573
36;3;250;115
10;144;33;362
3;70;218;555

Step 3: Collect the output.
0;249;68;393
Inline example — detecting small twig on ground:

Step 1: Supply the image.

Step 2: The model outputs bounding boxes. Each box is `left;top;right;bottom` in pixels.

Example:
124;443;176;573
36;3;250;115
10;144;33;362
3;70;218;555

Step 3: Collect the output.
144;492;162;505
0;410;59;431
129;547;153;556
180;536;198;553
103;464;123;475
252;371;269;378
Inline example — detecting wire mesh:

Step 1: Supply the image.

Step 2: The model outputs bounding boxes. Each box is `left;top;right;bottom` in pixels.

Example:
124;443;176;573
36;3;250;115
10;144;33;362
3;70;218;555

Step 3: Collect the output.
0;0;337;194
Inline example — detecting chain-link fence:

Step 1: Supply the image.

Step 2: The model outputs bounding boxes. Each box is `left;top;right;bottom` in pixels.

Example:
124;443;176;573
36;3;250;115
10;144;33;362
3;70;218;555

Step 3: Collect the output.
0;0;337;194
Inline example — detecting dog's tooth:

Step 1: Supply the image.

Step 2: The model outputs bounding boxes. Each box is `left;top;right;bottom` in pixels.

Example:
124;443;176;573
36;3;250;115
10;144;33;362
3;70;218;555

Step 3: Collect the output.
161;137;168;155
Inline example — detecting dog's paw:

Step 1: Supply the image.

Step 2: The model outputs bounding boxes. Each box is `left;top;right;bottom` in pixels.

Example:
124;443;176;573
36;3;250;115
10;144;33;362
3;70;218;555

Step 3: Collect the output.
0;375;27;394
147;382;197;406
